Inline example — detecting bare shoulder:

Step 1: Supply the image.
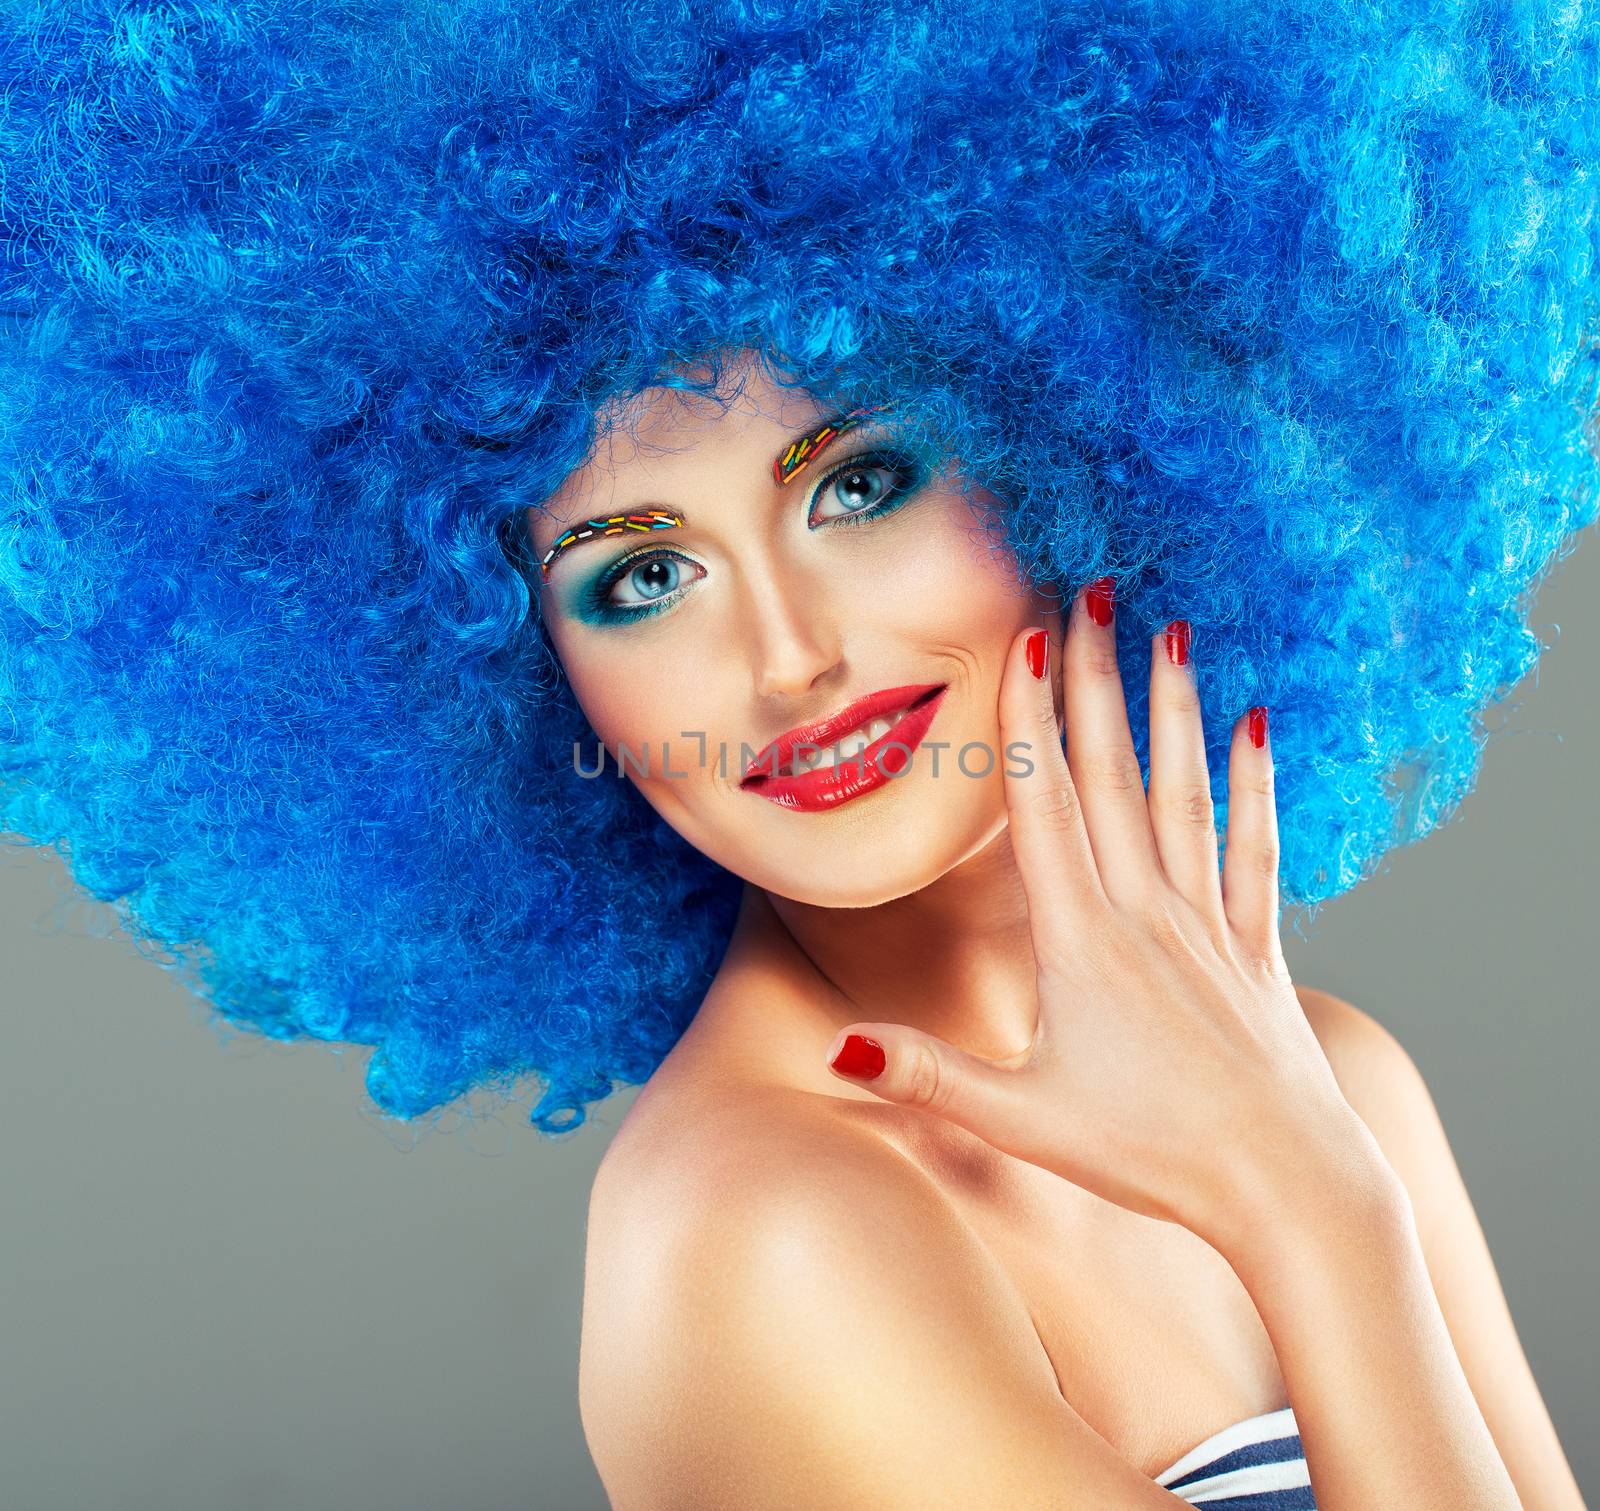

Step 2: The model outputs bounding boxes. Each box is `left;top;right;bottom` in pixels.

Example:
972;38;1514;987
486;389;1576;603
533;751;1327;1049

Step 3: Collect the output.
1292;982;1435;1179
579;1079;1035;1388
577;1084;1148;1510
1295;982;1414;1085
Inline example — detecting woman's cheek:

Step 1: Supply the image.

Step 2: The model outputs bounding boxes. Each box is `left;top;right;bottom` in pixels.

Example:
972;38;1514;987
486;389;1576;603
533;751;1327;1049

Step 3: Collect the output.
574;653;706;773
872;504;1035;638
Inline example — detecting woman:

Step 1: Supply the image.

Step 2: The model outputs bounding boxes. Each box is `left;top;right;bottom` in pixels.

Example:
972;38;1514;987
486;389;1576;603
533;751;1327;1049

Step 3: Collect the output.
2;0;1592;1505
553;353;1584;1508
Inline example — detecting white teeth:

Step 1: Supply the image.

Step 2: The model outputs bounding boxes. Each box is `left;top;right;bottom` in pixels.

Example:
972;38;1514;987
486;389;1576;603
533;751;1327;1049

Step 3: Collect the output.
787;706;912;776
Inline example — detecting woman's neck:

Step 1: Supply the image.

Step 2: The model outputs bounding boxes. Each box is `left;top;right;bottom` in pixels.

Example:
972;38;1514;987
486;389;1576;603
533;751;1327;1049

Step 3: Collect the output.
687;827;1045;1100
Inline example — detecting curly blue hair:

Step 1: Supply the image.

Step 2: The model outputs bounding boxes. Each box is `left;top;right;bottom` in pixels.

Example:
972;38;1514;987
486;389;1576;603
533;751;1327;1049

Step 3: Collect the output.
2;0;1596;1136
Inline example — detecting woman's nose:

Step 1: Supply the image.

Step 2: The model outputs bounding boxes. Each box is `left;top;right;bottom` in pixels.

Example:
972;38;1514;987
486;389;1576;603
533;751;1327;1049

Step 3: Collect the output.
744;570;843;699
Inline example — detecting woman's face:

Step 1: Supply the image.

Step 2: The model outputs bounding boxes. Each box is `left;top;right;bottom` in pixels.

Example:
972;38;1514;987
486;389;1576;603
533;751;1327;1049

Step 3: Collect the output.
527;356;1061;907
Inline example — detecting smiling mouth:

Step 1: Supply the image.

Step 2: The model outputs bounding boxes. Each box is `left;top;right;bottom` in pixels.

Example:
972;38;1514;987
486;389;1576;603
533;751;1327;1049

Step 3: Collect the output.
741;684;947;785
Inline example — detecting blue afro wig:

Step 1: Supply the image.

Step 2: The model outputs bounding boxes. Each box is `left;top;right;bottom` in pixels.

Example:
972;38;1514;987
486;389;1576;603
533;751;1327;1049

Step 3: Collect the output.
2;0;1597;1135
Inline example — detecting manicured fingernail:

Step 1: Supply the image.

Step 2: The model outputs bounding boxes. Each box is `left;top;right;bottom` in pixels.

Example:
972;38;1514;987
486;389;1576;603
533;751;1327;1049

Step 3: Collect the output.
830;1033;886;1080
1164;619;1191;667
1084;576;1115;627
1026;628;1048;679
1248;706;1269;749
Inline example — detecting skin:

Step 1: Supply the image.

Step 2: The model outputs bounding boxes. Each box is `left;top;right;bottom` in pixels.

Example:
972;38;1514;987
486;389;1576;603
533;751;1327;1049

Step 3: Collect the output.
533;355;1069;1067
529;351;1581;1508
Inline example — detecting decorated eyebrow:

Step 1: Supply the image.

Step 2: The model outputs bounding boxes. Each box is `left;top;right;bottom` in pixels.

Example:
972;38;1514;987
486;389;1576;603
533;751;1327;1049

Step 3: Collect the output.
539;510;686;582
772;403;893;486
536;403;894;581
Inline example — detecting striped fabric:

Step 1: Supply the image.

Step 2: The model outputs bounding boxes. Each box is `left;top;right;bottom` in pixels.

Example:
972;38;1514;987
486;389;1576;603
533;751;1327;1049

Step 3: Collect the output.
1153;1405;1315;1508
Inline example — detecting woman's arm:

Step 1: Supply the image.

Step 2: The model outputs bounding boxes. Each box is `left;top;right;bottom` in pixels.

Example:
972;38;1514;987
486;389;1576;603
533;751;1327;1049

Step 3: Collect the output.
1297;986;1585;1509
1210;1141;1526;1511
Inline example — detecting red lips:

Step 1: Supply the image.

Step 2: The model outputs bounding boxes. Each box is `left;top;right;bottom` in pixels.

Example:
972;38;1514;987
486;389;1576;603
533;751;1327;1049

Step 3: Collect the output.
741;683;947;785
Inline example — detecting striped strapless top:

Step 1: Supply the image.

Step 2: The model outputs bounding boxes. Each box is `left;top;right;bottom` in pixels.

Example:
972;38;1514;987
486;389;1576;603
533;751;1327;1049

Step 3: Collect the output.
1153;1405;1314;1508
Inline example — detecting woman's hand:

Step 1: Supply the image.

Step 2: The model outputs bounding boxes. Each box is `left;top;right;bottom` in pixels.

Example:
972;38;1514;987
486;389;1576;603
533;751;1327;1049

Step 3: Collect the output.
824;578;1388;1257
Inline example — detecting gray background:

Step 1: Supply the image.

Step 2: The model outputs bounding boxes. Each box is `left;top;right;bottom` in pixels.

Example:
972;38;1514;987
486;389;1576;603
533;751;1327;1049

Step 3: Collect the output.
4;539;1596;1511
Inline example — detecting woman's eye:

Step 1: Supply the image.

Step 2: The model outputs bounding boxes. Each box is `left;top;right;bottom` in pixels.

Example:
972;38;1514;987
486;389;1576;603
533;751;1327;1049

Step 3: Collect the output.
582;450;925;624
809;453;924;525
602;552;701;611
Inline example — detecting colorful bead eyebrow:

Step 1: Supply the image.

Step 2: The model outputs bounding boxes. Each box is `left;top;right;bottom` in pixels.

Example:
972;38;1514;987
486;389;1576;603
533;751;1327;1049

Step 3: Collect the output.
537;405;892;580
539;510;686;582
772;403;893;486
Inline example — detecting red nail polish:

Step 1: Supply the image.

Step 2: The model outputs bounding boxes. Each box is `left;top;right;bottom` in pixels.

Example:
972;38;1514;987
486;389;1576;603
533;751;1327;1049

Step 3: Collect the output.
1248;706;1269;749
1084;577;1115;627
830;1033;886;1080
1164;619;1191;667
1026;628;1048;679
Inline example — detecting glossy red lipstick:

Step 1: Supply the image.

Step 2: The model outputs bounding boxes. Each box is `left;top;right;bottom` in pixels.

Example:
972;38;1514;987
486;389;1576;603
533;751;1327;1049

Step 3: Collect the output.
740;683;948;812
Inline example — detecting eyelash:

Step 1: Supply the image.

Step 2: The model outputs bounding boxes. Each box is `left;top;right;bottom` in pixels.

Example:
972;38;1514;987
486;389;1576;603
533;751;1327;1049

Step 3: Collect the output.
582;448;927;623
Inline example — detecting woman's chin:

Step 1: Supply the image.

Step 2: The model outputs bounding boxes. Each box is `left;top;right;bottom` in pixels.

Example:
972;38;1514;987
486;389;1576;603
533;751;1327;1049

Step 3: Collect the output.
725;802;1006;909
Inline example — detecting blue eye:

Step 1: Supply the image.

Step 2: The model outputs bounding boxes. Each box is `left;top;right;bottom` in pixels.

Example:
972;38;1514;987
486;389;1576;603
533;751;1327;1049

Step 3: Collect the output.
580;448;927;624
808;450;925;527
608;554;691;608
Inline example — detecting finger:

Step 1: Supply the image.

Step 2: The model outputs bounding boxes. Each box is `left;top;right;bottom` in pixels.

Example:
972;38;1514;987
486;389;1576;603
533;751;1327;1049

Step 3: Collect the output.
825;1027;1031;1149
1146;620;1227;930
999;621;1110;977
1220;705;1281;961
1061;577;1163;906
